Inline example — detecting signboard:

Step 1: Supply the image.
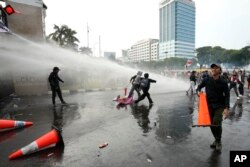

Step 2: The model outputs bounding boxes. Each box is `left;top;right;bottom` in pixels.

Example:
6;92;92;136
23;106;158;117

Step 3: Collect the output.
186;59;192;66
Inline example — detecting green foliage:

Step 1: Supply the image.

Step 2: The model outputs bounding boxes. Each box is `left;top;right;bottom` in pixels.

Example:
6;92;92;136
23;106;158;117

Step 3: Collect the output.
136;57;191;71
47;24;79;51
79;47;93;56
196;45;250;67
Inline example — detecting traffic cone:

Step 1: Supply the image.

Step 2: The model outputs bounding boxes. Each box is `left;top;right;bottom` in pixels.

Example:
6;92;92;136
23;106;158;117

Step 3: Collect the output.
124;88;127;96
0;119;33;132
192;92;211;127
9;129;64;160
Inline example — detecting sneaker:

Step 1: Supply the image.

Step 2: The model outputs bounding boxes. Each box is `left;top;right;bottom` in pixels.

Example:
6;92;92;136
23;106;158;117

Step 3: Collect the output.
215;142;222;151
210;141;216;149
237;97;240;100
239;94;242;97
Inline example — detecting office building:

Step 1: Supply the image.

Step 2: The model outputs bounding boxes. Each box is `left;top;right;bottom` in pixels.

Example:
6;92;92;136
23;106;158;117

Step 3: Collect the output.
128;39;159;62
159;0;195;59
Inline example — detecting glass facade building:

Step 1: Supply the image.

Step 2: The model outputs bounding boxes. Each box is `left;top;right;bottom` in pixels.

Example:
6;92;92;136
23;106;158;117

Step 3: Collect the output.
159;0;195;59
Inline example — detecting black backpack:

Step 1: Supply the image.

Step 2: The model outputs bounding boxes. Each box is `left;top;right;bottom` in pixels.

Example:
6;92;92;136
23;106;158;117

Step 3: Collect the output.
140;78;149;88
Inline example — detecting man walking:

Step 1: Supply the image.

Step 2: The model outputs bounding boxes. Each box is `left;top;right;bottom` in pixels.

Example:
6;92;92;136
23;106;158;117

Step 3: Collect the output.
196;64;230;151
48;67;67;105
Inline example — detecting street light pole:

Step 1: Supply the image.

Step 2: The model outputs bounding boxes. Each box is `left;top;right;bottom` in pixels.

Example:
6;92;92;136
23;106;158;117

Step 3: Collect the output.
87;22;89;48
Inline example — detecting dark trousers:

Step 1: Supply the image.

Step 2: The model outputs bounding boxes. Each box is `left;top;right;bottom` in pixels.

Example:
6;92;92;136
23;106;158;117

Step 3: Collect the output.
128;84;141;98
229;83;239;97
238;83;244;95
51;86;64;104
209;107;223;142
135;89;153;103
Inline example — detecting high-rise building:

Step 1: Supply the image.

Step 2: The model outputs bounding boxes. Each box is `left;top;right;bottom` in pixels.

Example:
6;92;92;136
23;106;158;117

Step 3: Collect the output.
159;0;195;60
128;39;159;62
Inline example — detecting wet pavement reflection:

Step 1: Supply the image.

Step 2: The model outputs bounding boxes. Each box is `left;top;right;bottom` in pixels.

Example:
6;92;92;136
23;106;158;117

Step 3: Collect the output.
130;104;153;134
0;90;250;166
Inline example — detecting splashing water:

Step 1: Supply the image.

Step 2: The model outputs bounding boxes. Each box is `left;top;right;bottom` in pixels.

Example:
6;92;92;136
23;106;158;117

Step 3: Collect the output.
0;34;188;95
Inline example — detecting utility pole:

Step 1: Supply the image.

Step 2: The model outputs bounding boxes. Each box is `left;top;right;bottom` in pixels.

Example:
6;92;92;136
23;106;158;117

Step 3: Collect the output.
87;22;89;48
99;35;101;57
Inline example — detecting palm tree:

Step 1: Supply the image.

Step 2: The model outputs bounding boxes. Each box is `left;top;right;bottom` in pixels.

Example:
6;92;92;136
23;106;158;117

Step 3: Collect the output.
64;28;79;50
47;24;79;50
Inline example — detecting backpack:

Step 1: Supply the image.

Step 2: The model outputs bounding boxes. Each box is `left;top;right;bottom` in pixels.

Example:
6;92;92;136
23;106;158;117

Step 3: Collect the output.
140;78;149;88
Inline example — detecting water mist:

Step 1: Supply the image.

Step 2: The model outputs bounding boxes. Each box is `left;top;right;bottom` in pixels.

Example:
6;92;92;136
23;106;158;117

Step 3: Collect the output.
0;34;188;96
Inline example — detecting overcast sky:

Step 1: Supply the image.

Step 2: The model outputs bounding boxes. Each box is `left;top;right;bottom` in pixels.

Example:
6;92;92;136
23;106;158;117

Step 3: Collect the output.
43;0;250;56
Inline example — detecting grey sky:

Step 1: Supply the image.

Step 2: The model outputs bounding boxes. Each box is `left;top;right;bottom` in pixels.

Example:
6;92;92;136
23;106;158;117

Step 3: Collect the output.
43;0;250;56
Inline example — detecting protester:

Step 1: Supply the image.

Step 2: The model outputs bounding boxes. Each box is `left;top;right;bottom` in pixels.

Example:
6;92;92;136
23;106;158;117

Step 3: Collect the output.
196;64;230;151
186;70;197;95
247;73;250;90
229;71;240;100
128;71;143;98
135;73;156;104
48;67;67;105
237;70;244;96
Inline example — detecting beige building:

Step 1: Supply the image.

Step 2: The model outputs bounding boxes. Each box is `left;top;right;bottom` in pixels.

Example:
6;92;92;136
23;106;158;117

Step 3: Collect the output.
128;39;159;62
151;41;159;61
4;0;47;41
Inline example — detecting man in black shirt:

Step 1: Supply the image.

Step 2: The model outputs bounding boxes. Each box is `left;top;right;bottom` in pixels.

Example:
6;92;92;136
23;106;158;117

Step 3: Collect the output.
48;67;66;105
135;73;156;104
196;64;230;151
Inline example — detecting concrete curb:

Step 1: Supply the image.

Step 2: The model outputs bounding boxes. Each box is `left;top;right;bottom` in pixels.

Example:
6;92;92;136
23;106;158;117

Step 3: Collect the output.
47;88;118;95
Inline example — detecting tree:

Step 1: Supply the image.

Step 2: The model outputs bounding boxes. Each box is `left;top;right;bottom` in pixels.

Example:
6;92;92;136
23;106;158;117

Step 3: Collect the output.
79;47;92;56
196;46;212;68
47;24;79;50
63;28;79;50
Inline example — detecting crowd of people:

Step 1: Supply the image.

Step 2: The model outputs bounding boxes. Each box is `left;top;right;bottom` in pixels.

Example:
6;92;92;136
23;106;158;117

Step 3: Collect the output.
185;67;250;98
47;65;249;153
185;64;250;152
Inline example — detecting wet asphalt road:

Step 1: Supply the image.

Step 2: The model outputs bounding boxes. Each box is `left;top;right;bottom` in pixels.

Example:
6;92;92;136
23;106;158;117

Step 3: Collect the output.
0;90;250;167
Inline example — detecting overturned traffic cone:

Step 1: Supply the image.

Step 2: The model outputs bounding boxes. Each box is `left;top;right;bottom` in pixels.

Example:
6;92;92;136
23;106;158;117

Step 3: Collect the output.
0;119;33;132
9;129;64;160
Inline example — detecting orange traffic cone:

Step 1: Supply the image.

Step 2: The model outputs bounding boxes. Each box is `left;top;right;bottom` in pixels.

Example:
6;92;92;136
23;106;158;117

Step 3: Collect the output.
9;129;64;160
192;92;211;127
124;87;127;96
0;119;33;132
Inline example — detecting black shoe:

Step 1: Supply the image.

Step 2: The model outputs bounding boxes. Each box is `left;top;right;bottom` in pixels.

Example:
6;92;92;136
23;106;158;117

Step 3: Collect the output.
149;101;154;104
215;142;222;151
210;141;216;149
